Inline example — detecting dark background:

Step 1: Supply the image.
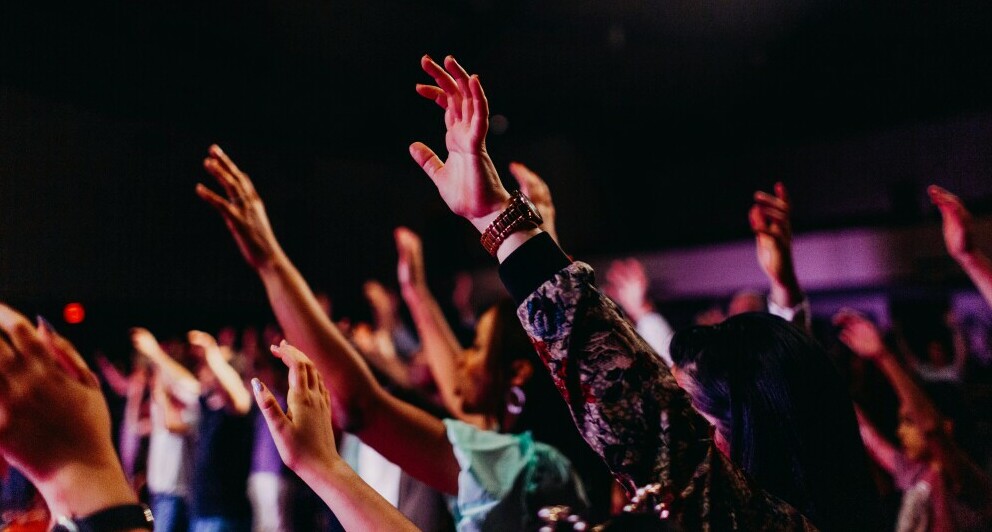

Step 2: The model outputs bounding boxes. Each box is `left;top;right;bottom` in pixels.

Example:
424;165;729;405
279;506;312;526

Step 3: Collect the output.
3;0;992;352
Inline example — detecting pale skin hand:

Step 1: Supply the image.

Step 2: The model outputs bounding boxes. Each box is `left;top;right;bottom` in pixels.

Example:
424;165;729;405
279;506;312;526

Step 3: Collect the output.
410;55;511;233
604;258;654;323
749;182;803;308
508;161;558;243
252;342;419;532
0;303;137;519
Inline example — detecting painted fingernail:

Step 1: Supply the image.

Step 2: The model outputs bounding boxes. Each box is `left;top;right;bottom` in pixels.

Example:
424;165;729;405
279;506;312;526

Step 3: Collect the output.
36;315;56;333
251;378;262;393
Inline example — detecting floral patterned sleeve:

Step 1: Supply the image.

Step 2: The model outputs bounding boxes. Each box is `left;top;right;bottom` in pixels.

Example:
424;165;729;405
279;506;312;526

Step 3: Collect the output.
515;259;817;531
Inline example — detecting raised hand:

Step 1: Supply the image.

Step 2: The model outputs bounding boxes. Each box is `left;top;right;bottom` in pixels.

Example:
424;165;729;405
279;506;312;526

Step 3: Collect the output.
929;185;975;261
363;280;399;332
196;144;285;270
394;226;428;293
253;341;338;474
749;182;802;303
252;341;419;531
410;55;510;232
508;161;558;243
833;308;887;359
604;258;653;323
0;303;136;517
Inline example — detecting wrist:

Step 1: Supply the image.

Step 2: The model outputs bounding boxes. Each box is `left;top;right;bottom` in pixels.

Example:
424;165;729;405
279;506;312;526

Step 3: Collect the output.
38;459;137;518
256;248;291;275
468;192;514;234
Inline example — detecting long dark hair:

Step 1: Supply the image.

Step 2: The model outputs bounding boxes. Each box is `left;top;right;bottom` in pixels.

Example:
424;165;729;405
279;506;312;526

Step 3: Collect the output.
670;312;881;531
485;298;615;524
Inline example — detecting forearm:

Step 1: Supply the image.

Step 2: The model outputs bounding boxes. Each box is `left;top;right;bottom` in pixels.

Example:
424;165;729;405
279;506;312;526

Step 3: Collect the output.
204;352;252;415
767;260;804;311
298;459;420;532
957;250;992;312
876;353;941;428
257;253;382;428
402;285;470;413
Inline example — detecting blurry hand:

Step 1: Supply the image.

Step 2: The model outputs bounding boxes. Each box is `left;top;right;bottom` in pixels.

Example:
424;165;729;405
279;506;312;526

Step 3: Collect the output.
750;182;795;288
395;226;428;294
363;280;399;332
508;161;558;243
604;258;653;322
409;55;510;232
833;308;887;359
928;185;975;262
197;144;285;270
0;303;135;516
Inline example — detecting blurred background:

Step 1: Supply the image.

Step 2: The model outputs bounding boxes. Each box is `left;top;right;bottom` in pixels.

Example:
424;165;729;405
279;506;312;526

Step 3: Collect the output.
2;0;992;351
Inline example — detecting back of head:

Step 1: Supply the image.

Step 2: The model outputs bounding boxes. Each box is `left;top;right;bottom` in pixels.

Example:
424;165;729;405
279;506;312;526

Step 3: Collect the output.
670;312;881;531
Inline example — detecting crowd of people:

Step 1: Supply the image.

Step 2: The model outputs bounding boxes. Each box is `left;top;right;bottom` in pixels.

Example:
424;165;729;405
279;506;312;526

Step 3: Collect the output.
2;54;992;532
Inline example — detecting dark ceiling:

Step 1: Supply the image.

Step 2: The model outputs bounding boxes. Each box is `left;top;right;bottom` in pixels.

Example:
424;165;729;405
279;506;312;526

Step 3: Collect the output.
2;0;992;339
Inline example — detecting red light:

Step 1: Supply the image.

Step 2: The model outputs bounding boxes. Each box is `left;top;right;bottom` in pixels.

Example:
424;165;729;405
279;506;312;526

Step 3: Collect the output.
63;303;85;324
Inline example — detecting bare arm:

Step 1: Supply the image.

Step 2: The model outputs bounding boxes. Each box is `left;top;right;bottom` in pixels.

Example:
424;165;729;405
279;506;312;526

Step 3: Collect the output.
188;331;252;416
395;226;488;428
750;182;810;333
197;144;460;494
95;354;132;397
253;343;420;531
853;405;900;475
349;321;413;390
131;327;200;405
834;309;943;436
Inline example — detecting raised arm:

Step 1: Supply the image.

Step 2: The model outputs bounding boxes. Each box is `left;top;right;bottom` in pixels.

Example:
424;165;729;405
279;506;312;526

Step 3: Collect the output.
750;182;811;332
252;341;419;532
394;226;487;428
0;304;147;530
929;184;992;310
833;309;943;436
852;405;901;476
188;330;252;416
409;54;813;529
131;327;200;406
508;161;559;244
196;144;460;494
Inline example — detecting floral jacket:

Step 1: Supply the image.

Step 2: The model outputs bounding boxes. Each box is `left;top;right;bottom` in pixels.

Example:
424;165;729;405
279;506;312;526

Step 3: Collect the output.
499;233;817;531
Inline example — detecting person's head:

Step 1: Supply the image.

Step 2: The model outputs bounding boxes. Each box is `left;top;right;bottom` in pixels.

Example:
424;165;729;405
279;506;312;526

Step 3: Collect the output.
455;299;537;423
457;298;613;521
670;312;879;531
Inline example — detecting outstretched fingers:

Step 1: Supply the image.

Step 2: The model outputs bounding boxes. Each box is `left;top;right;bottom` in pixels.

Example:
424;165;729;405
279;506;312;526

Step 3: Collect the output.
421;55;462;121
0;304;48;366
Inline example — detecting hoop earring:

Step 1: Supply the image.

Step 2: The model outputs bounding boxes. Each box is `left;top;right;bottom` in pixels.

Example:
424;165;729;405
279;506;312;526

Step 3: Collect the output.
506;385;526;415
